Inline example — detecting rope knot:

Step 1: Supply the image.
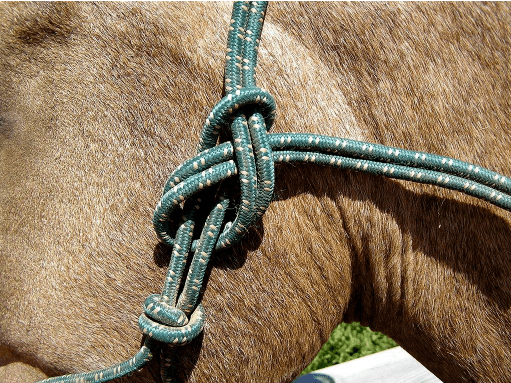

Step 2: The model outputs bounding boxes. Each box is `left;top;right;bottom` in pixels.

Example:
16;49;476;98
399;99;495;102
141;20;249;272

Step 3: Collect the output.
138;294;205;345
153;86;277;252
147;0;274;359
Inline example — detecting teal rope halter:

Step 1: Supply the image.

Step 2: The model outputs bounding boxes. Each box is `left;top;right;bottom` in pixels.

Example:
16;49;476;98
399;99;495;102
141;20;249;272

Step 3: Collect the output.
39;2;511;382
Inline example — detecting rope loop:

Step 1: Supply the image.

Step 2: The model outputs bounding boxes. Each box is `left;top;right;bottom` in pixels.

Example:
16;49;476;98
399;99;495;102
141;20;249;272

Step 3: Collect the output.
198;87;277;152
138;298;205;345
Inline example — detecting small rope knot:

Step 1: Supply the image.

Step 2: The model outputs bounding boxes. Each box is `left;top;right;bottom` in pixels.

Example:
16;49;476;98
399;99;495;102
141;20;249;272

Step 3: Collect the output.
138;294;205;345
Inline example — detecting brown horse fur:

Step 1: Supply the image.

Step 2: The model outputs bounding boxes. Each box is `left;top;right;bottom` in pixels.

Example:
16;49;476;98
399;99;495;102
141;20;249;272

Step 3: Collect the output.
1;2;511;382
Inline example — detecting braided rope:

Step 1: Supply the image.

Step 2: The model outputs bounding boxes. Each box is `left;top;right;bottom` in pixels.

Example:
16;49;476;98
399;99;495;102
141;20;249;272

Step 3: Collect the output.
39;1;511;382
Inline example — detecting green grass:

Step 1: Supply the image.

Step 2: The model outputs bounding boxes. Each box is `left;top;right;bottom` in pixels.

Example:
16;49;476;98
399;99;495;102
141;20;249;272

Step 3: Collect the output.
300;322;398;375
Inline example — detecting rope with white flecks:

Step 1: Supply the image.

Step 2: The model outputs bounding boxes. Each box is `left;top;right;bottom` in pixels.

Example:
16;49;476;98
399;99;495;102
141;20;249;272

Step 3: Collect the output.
38;1;511;382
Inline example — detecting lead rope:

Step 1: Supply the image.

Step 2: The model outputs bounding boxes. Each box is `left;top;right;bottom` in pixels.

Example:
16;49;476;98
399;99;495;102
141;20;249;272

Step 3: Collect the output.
39;1;511;382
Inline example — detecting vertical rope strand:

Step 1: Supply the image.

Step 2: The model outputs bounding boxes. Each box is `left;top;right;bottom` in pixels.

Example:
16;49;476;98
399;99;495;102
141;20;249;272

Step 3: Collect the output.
225;2;250;93
241;1;268;88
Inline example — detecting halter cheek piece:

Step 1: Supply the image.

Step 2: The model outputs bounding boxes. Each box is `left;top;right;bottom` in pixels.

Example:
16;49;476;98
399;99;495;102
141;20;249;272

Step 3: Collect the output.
40;2;511;382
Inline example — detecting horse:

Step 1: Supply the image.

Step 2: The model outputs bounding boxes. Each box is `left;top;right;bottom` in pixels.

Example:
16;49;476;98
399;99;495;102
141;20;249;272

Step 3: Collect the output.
1;2;510;382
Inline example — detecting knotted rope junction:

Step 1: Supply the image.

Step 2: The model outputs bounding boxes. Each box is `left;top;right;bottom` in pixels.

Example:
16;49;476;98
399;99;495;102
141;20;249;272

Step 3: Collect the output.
40;2;511;382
